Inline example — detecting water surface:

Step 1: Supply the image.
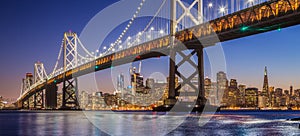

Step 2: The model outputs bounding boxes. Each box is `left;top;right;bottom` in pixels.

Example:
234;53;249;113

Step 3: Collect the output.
0;111;299;136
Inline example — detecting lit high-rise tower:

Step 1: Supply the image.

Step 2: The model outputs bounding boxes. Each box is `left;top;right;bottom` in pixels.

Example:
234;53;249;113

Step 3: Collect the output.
261;66;270;107
117;73;125;97
262;66;269;96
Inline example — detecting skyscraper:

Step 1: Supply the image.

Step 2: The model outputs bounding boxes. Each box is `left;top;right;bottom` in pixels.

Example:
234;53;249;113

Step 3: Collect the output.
204;77;212;99
290;86;293;96
217;71;228;105
238;84;246;106
262;66;269;96
117;73;125;97
245;88;258;108
129;62;144;96
262;66;270;107
227;79;239;107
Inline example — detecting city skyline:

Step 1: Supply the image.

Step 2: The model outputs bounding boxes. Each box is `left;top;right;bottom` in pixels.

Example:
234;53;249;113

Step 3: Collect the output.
1;1;300;135
1;0;300;99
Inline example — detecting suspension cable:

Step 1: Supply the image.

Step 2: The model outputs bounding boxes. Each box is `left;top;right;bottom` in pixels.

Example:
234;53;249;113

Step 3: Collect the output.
105;0;147;53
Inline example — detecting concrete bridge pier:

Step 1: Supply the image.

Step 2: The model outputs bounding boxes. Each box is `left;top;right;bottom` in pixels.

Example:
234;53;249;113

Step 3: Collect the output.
34;91;44;109
60;78;79;110
45;84;57;109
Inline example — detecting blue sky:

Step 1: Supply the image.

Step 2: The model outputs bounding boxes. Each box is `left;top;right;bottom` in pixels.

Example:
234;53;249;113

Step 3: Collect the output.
0;0;299;98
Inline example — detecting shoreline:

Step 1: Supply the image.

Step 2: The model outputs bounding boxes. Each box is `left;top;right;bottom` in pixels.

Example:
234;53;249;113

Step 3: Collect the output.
1;109;300;113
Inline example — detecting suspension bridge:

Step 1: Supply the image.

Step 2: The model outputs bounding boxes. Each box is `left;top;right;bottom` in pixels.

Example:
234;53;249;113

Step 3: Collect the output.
16;0;300;110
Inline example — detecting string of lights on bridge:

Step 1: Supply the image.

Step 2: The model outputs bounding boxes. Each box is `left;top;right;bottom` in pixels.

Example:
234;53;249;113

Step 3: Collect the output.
97;0;270;60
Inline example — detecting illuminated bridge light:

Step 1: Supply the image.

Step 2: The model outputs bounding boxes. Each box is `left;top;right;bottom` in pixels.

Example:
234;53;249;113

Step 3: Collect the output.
241;26;250;32
95;66;99;69
277;27;281;32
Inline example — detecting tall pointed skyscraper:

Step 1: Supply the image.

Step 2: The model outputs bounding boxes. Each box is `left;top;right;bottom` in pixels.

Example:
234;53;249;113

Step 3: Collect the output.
261;66;270;107
262;66;269;96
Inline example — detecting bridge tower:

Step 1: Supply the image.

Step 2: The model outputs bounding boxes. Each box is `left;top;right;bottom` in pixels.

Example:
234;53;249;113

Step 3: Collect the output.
34;62;47;83
165;0;206;108
61;31;80;109
22;73;33;109
33;62;47;109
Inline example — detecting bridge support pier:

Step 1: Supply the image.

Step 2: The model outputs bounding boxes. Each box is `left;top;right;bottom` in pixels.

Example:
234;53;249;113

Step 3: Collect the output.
162;45;207;111
29;95;35;109
34;91;44;109
22;99;29;109
61;78;79;110
45;85;57;109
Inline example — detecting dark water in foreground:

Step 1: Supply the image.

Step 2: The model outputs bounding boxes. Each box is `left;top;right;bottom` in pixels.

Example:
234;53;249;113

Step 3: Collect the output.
0;110;300;136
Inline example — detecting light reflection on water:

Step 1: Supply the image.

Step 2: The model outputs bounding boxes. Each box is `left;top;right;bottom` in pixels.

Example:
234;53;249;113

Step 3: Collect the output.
0;111;300;136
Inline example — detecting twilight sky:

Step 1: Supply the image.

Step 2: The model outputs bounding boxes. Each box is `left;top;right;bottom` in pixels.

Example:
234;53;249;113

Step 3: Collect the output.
0;0;300;99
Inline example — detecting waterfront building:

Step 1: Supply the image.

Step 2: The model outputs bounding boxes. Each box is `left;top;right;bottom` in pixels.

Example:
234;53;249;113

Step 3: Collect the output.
258;95;268;108
227;79;239;107
217;71;228;106
91;92;106;110
0;96;3;109
245;88;258;108
204;77;218;105
79;91;89;109
238;84;246;107
204;77;211;98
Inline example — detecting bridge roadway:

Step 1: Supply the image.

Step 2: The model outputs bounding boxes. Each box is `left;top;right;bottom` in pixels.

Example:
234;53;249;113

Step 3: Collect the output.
17;0;300;107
